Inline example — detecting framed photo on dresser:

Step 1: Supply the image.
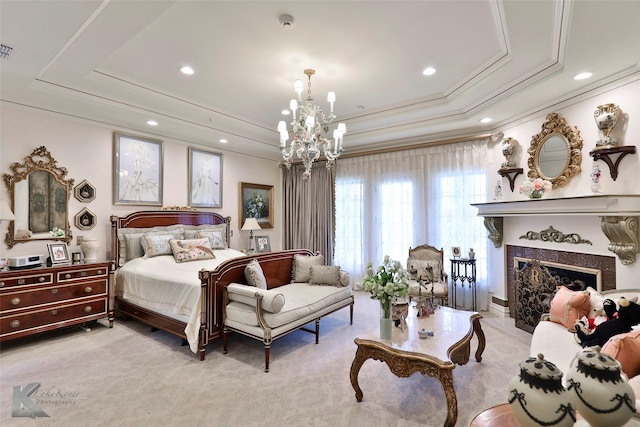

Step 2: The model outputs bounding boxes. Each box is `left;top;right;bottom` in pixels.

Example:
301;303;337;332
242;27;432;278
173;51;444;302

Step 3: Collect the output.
47;243;70;264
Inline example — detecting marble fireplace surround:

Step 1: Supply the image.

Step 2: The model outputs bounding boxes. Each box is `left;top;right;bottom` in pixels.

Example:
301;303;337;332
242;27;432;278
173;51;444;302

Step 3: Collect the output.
506;245;616;320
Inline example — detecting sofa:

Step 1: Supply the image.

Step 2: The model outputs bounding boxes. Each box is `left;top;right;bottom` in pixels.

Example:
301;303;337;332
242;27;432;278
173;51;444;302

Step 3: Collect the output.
223;252;353;372
530;287;640;415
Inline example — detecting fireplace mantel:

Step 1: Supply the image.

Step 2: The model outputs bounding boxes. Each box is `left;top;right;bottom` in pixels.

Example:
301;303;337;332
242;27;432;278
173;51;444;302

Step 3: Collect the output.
471;195;640;264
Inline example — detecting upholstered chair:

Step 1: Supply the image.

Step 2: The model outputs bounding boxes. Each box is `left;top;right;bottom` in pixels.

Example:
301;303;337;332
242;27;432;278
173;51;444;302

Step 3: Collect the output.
407;244;449;306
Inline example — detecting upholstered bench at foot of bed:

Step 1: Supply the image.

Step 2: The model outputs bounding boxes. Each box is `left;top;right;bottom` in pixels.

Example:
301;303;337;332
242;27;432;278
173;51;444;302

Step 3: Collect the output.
223;282;354;372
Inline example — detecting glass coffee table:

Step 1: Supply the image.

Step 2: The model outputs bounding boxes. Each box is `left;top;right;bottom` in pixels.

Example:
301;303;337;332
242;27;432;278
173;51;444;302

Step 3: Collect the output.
349;305;485;427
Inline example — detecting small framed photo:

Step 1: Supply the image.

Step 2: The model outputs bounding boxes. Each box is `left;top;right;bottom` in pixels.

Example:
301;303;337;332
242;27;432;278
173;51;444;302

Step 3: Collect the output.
188;147;223;208
48;243;71;264
255;236;271;253
451;246;461;258
113;132;163;206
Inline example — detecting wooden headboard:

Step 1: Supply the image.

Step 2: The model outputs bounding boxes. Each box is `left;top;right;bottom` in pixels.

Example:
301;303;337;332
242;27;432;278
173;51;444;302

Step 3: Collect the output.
109;210;231;270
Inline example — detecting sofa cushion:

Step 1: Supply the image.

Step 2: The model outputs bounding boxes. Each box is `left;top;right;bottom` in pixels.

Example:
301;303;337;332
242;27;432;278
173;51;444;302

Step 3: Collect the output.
549;286;590;332
602;329;640;378
530;320;582;383
169;238;215;263
226;283;351;329
291;254;324;283
309;265;341;286
226;283;285;313
245;259;267;289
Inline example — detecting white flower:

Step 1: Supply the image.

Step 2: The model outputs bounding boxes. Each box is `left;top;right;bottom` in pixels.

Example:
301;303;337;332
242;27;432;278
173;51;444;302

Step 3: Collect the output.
362;256;410;304
519;178;552;196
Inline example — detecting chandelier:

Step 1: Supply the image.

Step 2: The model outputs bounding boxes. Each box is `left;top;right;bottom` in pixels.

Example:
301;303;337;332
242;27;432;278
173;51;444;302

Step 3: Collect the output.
277;69;346;181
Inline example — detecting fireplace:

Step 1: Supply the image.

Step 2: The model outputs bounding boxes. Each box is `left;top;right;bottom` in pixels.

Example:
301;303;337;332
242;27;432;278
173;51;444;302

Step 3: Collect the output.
507;245;616;328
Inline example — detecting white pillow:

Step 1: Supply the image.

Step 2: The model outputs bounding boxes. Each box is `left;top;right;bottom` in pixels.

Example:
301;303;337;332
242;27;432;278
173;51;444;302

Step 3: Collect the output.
245;259;267;289
169;238;215;263
309;265;341;286
291;254;324;283
197;230;226;249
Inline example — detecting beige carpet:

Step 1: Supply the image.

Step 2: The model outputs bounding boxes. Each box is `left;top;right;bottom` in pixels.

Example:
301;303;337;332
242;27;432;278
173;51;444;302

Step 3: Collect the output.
0;290;531;426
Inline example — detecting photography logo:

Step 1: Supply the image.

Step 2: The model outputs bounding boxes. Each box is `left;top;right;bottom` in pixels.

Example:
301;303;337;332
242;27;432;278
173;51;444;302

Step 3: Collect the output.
12;383;50;418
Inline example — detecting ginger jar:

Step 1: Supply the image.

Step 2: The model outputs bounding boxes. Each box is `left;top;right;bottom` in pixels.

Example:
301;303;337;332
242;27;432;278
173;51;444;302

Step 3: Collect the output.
566;346;636;427
508;353;576;427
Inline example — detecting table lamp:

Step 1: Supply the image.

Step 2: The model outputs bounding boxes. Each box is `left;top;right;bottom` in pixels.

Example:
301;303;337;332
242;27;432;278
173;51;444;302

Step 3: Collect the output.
241;217;261;252
0;198;15;222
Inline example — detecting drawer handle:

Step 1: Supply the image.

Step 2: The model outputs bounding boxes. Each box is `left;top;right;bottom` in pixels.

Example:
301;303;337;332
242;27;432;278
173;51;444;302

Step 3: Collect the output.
97;270;103;275
80;272;87;277
84;286;93;293
39;276;45;282
0;281;4;288
84;306;92;313
10;320;20;328
10;297;20;306
51;289;58;294
51;309;58;315
18;279;25;285
65;273;71;279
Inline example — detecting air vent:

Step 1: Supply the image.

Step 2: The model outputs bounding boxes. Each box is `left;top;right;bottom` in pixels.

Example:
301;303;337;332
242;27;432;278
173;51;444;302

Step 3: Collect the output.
1;44;13;59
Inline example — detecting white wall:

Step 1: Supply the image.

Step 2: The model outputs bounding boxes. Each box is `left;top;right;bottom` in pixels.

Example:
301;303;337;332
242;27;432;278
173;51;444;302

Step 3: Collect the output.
485;79;640;301
0;103;282;260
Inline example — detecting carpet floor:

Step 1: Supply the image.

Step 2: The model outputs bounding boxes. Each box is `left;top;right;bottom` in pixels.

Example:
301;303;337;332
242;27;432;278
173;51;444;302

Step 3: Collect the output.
0;290;531;426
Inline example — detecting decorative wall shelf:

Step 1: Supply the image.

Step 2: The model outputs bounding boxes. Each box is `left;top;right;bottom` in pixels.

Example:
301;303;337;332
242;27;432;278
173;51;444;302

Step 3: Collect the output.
589;145;636;181
498;167;523;192
471;195;640;264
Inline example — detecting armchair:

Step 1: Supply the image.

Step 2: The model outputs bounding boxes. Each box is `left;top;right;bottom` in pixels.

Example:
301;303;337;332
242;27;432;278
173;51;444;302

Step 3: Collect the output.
407;244;449;306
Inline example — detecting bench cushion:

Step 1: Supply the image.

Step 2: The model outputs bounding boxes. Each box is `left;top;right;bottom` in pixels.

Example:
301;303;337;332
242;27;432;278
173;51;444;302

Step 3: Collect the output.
226;283;351;329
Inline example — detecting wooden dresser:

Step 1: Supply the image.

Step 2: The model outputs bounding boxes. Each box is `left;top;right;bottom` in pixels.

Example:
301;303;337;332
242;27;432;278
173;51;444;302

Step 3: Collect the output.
0;261;112;342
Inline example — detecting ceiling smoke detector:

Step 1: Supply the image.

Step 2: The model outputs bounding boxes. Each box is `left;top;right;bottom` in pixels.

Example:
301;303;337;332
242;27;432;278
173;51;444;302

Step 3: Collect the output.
279;14;294;29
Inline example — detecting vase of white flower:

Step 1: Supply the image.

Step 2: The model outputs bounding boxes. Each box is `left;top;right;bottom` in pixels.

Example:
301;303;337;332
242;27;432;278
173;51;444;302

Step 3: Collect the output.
363;255;410;340
519;178;552;200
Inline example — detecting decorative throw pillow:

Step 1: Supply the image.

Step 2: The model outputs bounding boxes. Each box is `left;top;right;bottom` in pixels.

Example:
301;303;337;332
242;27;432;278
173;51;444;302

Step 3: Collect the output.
586;287;606;319
124;233;145;262
244;259;267;289
117;224;184;266
142;233;180;258
602;329;640;378
309;265;341;286
183;224;227;240
291;254;324;283
197;230;226;249
549;285;590;332
169;238;215;263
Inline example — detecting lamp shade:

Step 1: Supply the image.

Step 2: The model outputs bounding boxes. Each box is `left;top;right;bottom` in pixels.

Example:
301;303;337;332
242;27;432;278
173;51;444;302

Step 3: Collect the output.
0;198;15;221
241;217;261;231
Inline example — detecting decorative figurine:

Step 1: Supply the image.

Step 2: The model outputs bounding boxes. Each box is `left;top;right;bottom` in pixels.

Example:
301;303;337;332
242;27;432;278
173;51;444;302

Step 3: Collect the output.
494;180;503;201
590;163;602;194
500;137;518;168
594;103;620;148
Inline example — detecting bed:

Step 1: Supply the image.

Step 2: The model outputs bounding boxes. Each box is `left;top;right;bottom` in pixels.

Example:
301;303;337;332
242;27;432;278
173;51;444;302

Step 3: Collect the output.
110;210;245;360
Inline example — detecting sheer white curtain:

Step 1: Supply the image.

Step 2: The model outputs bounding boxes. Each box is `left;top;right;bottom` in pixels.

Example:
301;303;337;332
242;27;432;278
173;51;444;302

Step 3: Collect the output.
334;138;490;310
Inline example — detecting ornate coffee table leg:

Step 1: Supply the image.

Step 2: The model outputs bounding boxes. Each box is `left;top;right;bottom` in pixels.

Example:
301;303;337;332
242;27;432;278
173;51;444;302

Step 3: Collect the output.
349;343;367;402
473;315;486;362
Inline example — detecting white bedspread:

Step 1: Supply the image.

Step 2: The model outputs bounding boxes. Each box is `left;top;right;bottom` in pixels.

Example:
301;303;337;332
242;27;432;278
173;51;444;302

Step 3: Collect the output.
115;249;246;353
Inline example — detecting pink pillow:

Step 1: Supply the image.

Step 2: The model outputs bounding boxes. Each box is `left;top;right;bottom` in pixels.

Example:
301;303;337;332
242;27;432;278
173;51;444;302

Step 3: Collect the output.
602;329;640;379
548;286;590;332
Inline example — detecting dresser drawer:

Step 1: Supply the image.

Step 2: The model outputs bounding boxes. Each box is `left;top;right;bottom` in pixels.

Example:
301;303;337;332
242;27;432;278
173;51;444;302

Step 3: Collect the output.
1;298;107;337
0;273;53;289
0;279;107;312
57;266;107;283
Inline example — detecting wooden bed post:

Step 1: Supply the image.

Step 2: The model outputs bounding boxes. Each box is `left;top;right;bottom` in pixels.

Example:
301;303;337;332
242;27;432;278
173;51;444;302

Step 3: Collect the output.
198;268;210;361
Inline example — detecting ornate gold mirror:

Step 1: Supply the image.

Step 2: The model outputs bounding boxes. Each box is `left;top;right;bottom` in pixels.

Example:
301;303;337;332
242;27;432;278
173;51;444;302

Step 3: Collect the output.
3;146;73;248
527;112;583;189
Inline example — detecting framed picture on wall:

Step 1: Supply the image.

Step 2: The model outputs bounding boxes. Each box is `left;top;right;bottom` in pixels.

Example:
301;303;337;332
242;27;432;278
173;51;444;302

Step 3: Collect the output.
188;147;223;208
255;236;271;252
239;182;273;229
113;132;163;206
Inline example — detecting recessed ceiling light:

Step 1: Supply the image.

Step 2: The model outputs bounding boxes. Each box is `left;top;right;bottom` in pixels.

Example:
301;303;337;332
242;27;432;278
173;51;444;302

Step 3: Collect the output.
281;110;290;115
146;120;158;126
480;117;492;123
574;72;592;80
219;139;228;144
422;67;436;76
179;65;194;75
